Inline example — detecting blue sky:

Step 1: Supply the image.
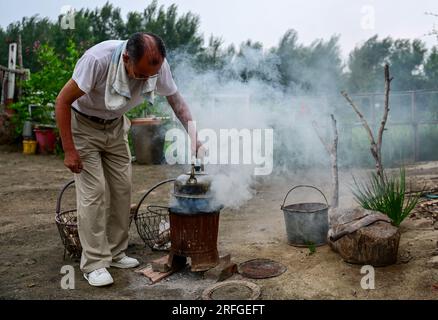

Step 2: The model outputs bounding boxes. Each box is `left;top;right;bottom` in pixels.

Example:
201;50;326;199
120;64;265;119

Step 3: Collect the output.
1;0;437;57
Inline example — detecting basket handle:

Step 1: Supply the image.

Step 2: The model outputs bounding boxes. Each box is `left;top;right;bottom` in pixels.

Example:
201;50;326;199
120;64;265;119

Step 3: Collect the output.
56;179;75;216
281;185;328;210
134;179;176;220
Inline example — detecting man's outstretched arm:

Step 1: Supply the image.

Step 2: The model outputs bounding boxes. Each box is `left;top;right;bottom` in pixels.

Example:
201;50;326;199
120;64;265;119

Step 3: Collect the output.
55;79;86;173
166;91;202;157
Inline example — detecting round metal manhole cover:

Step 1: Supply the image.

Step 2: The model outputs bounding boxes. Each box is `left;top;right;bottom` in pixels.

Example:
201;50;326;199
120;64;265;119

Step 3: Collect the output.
238;259;287;279
202;280;261;300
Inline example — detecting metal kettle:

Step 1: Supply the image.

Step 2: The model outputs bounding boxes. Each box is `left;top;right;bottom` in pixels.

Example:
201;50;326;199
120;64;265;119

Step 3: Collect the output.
173;161;213;200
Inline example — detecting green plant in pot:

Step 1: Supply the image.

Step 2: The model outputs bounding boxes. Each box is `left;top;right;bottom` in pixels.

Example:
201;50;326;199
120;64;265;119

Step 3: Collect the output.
33;103;58;155
352;168;421;227
337;168;422;267
11;41;79;154
127;98;173;165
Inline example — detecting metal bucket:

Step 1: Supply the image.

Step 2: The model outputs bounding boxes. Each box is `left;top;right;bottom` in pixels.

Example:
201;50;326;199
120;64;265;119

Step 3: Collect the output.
281;185;329;247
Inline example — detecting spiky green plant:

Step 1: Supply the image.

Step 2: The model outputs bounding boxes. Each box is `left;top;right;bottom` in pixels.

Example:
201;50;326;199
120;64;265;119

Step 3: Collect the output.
352;168;421;227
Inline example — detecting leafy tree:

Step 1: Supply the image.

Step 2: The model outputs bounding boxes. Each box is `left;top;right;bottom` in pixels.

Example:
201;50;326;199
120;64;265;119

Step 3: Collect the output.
274;29;307;92
194;35;234;72
388;39;426;91
140;0;203;55
347;36;427;93
347;35;392;93
274;29;344;94
424;46;438;89
300;36;344;94
10;41;79;136
0;1;204;72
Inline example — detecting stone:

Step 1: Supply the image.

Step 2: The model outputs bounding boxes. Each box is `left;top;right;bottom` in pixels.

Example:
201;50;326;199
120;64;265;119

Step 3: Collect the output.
427;256;438;269
204;262;238;282
151;255;171;273
218;254;231;265
22;258;36;266
138;266;175;284
398;251;413;264
413;218;433;229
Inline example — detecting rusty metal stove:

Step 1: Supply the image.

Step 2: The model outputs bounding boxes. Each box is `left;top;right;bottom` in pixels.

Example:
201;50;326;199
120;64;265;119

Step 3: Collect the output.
168;162;223;272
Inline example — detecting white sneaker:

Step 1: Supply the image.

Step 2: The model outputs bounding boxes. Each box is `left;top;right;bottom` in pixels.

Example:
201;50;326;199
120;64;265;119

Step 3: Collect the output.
83;268;114;287
110;256;140;269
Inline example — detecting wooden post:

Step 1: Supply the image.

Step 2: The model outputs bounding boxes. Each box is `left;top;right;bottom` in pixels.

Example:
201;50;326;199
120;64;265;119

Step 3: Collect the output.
17;34;23;100
312;114;339;208
5;43;17;114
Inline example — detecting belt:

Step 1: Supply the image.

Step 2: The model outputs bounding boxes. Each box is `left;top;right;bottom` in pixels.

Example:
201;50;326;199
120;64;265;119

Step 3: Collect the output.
72;107;120;125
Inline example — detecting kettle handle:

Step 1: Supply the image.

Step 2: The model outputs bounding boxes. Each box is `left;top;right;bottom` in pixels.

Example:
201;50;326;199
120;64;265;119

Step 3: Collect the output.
187;163;198;184
281;185;329;209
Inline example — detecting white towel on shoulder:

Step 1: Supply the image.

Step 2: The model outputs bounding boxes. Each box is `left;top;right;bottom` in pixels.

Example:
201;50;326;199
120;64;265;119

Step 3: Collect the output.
105;40;156;111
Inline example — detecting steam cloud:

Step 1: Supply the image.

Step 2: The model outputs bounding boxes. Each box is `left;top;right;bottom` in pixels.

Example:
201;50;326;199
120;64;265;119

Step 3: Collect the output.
163;47;341;210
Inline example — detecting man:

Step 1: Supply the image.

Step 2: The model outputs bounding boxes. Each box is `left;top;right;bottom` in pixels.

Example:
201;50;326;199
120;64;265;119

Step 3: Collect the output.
55;32;199;287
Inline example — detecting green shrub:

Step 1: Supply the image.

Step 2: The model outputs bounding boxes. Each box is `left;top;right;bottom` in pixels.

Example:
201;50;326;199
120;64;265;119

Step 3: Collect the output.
352;168;421;226
10;40;80;137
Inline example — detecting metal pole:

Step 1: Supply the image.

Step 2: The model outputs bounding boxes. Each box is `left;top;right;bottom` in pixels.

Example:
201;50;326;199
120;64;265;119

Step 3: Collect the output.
411;91;419;162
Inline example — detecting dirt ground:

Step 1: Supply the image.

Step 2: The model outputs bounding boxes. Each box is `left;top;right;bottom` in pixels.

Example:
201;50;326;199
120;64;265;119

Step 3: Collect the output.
0;145;437;300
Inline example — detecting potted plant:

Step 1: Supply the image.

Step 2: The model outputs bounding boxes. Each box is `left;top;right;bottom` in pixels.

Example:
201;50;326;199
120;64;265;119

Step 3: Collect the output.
352;168;421;228
127;99;172;165
33;104;57;155
346;167;422;265
10;42;80;155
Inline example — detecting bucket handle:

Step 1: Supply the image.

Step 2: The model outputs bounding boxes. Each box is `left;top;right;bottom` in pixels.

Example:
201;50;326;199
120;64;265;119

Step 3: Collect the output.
133;179;176;220
281;185;329;210
56;179;75;216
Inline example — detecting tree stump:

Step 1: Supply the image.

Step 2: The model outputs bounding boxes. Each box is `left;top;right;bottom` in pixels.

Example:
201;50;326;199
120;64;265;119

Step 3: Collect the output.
328;208;401;267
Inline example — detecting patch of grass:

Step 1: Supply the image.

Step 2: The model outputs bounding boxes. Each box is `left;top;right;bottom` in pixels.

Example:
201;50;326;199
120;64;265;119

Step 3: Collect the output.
352;168;421;226
306;241;316;255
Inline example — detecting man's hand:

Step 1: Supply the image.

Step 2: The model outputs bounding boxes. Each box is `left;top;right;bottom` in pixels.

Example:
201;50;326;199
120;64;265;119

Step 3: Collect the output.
64;149;83;174
196;140;206;159
167;92;204;159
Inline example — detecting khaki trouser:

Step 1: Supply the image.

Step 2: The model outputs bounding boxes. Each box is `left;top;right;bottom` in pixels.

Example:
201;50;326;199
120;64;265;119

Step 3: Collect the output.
71;111;132;273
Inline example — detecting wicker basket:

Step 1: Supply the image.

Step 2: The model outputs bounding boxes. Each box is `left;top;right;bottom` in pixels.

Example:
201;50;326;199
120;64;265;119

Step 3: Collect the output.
55;180;82;260
134;179;174;250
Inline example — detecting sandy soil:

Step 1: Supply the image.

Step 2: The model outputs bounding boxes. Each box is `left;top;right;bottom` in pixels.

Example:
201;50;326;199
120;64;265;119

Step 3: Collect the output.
0;145;437;300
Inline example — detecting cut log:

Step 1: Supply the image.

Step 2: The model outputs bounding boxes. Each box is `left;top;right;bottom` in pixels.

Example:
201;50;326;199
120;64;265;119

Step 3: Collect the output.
328;208;401;267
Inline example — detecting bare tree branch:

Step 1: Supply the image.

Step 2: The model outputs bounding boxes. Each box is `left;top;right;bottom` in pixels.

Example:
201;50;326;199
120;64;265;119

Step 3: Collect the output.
341;65;392;182
341;91;376;147
312;114;339;208
378;64;392;154
312;120;331;155
330;114;339;208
